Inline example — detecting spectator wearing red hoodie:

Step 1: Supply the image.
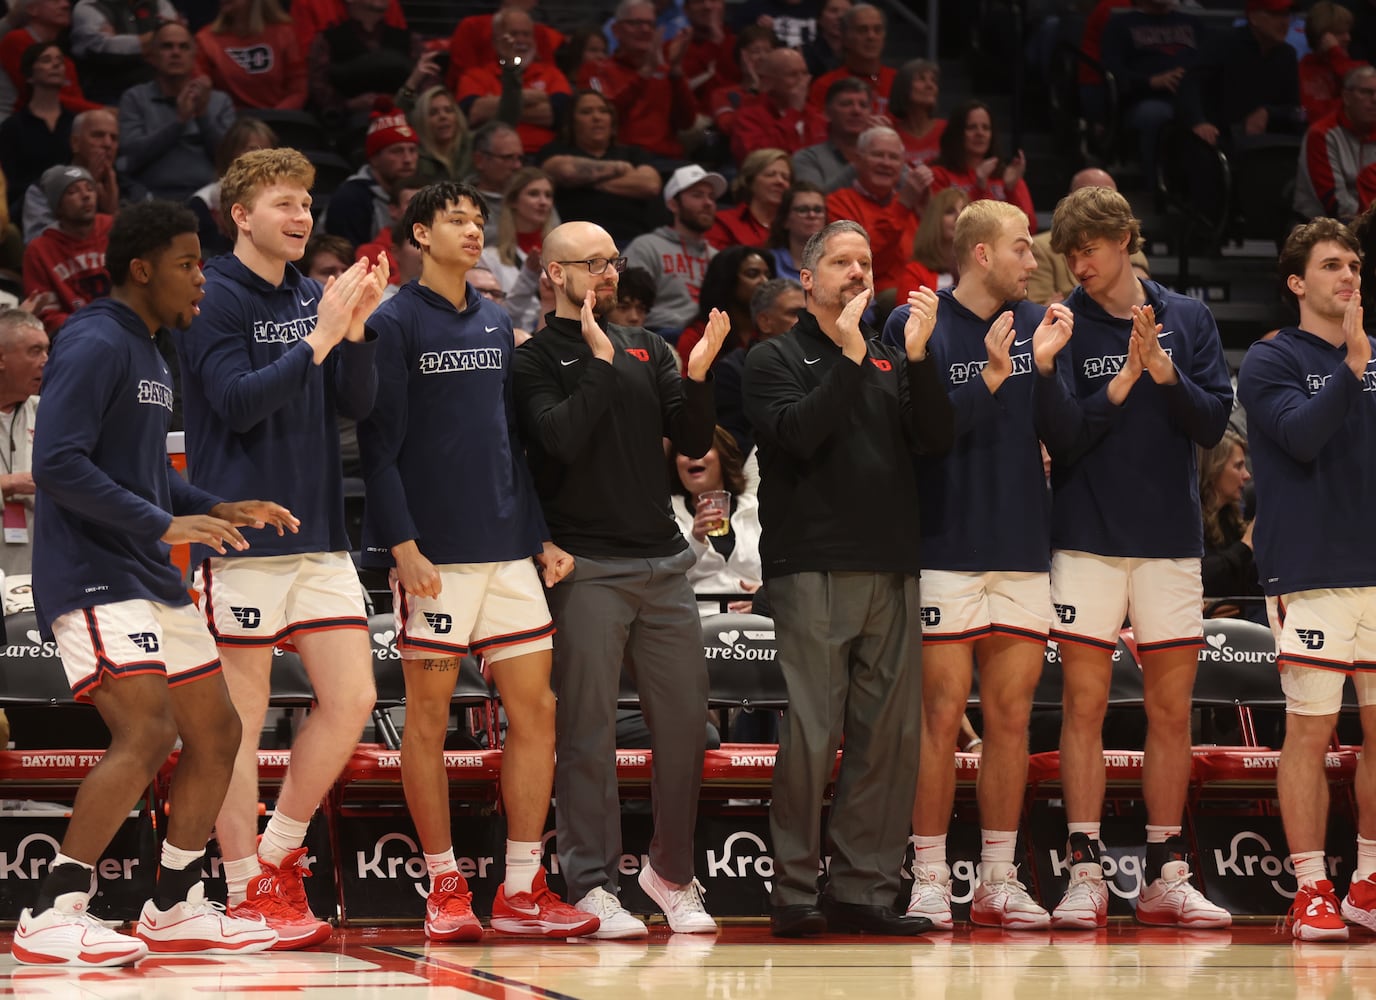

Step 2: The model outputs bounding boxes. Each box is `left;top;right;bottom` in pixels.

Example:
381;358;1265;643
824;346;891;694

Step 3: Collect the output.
579;0;697;163
679;0;737;111
22;164;113;335
0;0;101;116
807;3;895;115
196;0;308;111
1300;2;1368;124
731;47;824;163
456;6;571;157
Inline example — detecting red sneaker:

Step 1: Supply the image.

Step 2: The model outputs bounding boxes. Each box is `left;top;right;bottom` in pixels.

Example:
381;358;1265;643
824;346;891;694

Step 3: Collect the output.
490;869;600;938
1289;881;1348;942
229;850;332;951
427;871;483;942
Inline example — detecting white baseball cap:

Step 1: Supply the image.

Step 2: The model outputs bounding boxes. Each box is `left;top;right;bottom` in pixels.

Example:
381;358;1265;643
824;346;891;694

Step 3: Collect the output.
664;164;727;205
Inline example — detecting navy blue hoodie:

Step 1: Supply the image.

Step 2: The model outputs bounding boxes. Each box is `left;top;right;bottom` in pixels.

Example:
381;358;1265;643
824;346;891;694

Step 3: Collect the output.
883;292;1061;572
1237;327;1376;595
357;281;548;566
33;298;223;629
1036;280;1233;558
176;254;378;558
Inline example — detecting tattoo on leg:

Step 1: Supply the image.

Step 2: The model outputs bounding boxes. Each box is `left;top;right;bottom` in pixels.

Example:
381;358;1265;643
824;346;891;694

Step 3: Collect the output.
422;657;460;673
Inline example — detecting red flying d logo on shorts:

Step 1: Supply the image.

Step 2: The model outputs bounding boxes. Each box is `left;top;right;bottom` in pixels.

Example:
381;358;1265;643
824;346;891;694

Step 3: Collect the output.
870;357;892;372
625;348;650;362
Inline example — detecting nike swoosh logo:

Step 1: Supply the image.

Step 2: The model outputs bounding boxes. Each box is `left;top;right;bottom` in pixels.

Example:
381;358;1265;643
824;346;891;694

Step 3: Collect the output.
1157;330;1175;338
506;902;542;916
300;297;315;307
560;359;579;366
804;357;821;365
1013;338;1032;347
485;325;499;333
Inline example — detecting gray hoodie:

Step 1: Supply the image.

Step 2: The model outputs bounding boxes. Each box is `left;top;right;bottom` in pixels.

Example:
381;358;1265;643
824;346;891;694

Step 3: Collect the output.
625;225;716;334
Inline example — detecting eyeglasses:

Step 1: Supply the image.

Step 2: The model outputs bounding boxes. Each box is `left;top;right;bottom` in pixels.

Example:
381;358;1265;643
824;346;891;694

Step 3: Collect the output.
791;204;826;215
554;256;627;275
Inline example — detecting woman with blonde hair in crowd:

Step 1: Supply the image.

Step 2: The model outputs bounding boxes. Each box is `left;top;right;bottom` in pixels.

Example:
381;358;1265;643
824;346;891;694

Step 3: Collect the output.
399;84;473;183
196;0;307;110
896;187;967;299
479;166;558;331
706;147;791;250
1199;429;1262;621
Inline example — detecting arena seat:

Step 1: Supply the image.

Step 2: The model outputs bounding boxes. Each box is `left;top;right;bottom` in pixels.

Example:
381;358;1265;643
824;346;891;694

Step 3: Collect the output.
702;612;787;712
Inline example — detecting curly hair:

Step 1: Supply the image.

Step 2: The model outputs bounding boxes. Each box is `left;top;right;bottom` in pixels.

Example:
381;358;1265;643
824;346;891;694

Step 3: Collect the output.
106;201;199;285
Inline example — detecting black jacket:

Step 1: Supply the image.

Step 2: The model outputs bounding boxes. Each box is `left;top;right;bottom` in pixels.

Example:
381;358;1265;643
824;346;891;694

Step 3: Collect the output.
742;311;954;578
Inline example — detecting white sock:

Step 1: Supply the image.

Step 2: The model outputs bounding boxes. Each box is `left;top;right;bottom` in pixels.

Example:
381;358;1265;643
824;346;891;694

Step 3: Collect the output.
911;834;947;870
1357;837;1376;881
425;848;457;886
224;855;261;905
51;852;94;873
1292;850;1327;889
1145;824;1179;844
260;810;311;868
504;840;542;895
978;829;1018;882
159;841;205;871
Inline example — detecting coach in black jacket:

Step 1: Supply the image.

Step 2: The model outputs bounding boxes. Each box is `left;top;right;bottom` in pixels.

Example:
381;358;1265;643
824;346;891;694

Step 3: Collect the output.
744;220;954;938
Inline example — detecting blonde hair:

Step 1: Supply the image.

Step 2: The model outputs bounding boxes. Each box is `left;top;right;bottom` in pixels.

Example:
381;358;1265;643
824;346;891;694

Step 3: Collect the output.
1199;429;1247;549
733;147;791;200
949;193;1028;268
910;187;967;270
1049;186;1143;257
496;167;556;268
209;0;290;35
408;86;470;178
221;148;315;220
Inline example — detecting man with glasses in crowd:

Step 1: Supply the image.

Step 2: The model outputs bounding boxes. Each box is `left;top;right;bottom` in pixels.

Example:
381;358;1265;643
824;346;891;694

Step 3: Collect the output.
513;220;730;937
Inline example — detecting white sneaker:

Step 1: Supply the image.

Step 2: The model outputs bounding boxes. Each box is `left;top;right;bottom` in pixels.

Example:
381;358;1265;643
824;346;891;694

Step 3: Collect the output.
13;891;148;967
1136;860;1231;928
1051;869;1109;929
638;864;717;934
906;863;953;930
971;866;1051;930
574;886;649;940
136;883;280;954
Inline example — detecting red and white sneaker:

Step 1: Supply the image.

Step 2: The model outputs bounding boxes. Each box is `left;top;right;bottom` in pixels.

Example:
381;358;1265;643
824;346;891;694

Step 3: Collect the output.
490;869;600;938
1051;870;1109;929
971;867;1051;930
427;871;483;942
906;864;953;931
136;883;278;954
227;855;331;951
1135;860;1231;928
13;892;148;967
1341;873;1376;932
1290;880;1348;941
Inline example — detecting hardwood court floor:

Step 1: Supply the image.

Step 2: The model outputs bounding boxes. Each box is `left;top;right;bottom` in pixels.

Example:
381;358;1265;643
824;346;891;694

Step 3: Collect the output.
0;922;1364;997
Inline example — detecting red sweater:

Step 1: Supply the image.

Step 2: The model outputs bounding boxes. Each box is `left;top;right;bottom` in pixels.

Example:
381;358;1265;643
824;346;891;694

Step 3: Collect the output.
898;119;945;169
23;214;115;335
678;31;737;109
289;0;407;52
457;61;572;155
929;164;1038;232
704;202;772;250
731;93;827;162
0;30;101;114
447;14;564;85
579;55;696;158
195;22;308;111
826;185;917;291
1300;48;1367;126
808;65;897;115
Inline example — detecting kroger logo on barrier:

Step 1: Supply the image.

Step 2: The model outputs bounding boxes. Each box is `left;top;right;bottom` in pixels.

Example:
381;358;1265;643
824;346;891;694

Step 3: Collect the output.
356;832;496;898
1198;632;1275;665
704;629;777;661
0;832;139;882
1048;847;1142;899
1212;831;1340;900
706;831;775;892
902;854;977;905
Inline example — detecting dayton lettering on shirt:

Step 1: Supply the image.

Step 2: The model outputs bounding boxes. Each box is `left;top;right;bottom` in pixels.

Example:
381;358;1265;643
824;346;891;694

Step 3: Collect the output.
1306;366;1376;393
418;348;504;374
52;252;106;282
661;252;710;302
949;353;1034;385
137;379;175;411
1082;347;1173;379
252;316;318;344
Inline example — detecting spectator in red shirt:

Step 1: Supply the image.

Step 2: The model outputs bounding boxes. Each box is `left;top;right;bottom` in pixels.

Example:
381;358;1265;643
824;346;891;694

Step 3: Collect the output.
555;25;609;81
705;24;777;139
826;125;926;294
288;0;405;53
807;3;895;116
1301;2;1368;124
929;99;1035;232
0;0;101;116
891;58;944;170
768;180;826;281
195;0;308;111
707;147;791;249
22;163;112;334
731;46;825;162
895;185;966;300
579;0;697;162
457;6;572;157
680;0;737;110
448;0;564;84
